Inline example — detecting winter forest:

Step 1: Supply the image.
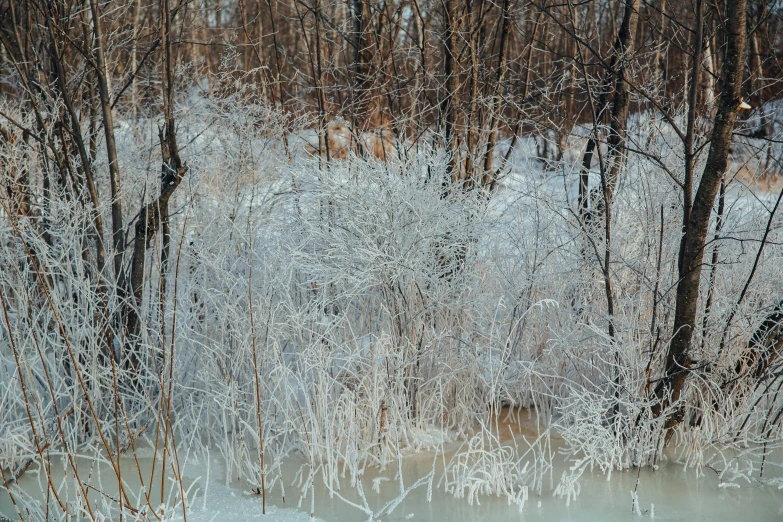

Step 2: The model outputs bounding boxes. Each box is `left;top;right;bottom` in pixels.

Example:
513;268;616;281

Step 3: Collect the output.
1;0;783;519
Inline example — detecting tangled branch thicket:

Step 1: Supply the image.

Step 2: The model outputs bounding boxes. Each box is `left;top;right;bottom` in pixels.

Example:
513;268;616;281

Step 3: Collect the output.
2;86;783;519
1;0;783;517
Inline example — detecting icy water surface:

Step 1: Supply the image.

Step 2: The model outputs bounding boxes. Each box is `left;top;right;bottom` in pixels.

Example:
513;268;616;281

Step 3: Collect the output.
253;446;783;522
3;422;783;521
280;455;783;522
251;411;783;522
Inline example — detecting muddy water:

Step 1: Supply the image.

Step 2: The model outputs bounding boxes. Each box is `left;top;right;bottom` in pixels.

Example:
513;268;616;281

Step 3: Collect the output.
257;410;783;521
3;412;783;521
276;453;783;522
260;449;783;520
0;448;192;520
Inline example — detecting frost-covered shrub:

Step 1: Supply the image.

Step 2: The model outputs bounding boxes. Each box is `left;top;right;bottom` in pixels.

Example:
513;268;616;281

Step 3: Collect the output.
2;90;783;521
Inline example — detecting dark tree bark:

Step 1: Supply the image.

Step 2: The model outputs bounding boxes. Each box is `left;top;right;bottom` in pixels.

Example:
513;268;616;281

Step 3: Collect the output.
351;0;367;131
652;0;749;437
124;0;186;368
739;300;783;381
442;0;459;183
88;0;125;281
124;164;186;355
480;0;512;190
679;0;705;273
603;0;640;205
578;0;639;219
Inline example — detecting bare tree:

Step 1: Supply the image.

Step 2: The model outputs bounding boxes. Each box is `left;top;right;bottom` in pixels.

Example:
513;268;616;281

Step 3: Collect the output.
652;0;749;437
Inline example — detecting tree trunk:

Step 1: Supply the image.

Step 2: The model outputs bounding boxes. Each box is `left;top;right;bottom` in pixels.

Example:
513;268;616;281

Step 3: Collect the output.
650;0;667;93
480;0;512;190
124;0;186;362
652;0;748;438
88;0;125;282
578;0;639;219
603;0;640;205
678;0;705;275
442;0;459;183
